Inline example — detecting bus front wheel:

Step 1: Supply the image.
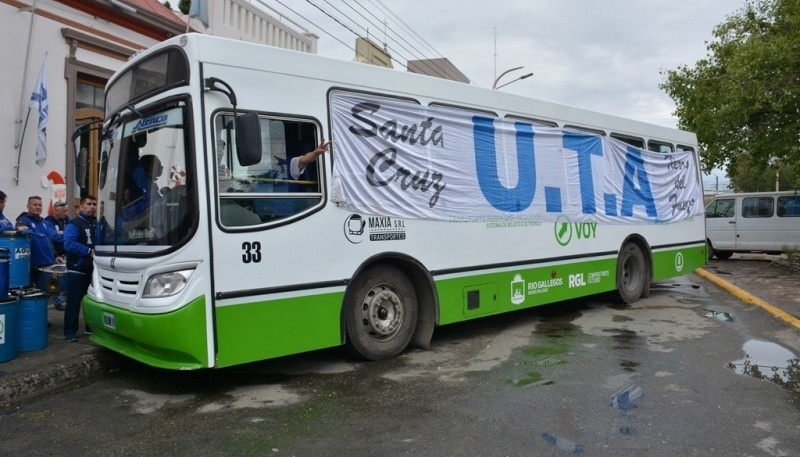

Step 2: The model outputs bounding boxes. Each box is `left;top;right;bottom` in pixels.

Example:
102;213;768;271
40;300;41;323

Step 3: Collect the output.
345;265;418;360
614;242;647;304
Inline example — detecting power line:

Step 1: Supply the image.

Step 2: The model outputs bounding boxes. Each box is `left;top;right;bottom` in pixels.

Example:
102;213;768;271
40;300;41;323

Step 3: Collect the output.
268;1;463;81
268;0;372;63
346;0;455;80
309;0;452;79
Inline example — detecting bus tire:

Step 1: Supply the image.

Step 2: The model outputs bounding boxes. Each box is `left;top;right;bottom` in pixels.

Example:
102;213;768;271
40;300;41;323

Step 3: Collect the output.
345;265;418;360
614;242;647;304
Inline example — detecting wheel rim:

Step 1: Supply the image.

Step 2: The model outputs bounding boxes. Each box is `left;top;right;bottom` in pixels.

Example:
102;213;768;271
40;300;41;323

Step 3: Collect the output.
621;250;642;293
361;284;404;341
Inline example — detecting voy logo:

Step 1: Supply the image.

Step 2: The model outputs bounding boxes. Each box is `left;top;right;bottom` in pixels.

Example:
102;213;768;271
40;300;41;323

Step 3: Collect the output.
554;216;599;246
132;114;168;133
554;215;572;246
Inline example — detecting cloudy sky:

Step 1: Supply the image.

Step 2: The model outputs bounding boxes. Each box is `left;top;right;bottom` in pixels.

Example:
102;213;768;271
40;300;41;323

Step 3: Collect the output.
270;1;742;128
257;0;744;190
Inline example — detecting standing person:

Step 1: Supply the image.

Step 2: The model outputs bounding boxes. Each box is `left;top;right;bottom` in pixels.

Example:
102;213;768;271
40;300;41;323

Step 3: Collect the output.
0;190;13;231
45;201;69;238
16;196;64;285
63;195;98;342
45;201;69;310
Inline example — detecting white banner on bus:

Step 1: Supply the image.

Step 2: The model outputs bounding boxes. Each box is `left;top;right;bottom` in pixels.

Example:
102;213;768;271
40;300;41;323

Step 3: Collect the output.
330;92;703;224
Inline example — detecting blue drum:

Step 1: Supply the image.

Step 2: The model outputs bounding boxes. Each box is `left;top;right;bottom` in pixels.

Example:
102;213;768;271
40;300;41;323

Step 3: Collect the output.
0;295;20;362
13;289;48;352
38;264;68;296
0;231;31;289
0;247;9;299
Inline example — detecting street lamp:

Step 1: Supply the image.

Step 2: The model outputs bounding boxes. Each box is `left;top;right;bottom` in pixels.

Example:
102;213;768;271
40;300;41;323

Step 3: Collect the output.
492;66;533;90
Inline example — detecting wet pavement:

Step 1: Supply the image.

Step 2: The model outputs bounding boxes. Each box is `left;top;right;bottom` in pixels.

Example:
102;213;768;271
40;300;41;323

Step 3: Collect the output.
0;253;798;403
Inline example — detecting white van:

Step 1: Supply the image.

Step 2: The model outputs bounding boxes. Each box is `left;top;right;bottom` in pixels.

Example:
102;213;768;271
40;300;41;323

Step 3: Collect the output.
705;191;800;259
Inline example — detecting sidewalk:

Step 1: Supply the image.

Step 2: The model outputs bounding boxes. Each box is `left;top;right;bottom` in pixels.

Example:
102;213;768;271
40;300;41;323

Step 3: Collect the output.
1;254;798;403
0;301;117;403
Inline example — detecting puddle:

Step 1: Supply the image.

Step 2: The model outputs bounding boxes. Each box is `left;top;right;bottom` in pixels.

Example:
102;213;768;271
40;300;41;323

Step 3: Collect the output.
610;383;644;410
602;328;639;350
650;283;681;290
541;432;584;454
705;309;733;322
730;340;797;382
534;320;580;338
729;339;800;407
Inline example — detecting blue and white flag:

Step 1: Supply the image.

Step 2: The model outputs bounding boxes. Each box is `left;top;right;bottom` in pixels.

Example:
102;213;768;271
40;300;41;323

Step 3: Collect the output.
29;57;48;166
189;0;209;27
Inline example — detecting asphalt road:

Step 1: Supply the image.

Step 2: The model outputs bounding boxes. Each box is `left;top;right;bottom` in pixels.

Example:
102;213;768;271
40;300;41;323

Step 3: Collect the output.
1;268;799;457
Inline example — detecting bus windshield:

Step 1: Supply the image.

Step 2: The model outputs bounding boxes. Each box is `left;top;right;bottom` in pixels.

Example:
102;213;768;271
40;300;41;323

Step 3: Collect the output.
96;103;196;254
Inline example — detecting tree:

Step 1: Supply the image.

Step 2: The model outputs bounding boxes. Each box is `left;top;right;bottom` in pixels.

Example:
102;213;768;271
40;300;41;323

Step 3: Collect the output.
179;0;190;15
660;0;800;192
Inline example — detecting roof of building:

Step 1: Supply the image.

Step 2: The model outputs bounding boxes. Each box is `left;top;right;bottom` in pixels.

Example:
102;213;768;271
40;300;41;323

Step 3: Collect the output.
125;0;186;28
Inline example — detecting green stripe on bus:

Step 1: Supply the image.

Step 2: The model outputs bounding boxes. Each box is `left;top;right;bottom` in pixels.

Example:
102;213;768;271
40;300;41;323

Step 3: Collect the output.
214;292;345;368
651;243;707;281
83;295;209;370
436;257;618;325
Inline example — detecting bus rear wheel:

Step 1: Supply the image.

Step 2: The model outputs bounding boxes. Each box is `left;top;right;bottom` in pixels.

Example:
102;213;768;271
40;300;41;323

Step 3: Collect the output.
614;242;647;304
345;265;418;360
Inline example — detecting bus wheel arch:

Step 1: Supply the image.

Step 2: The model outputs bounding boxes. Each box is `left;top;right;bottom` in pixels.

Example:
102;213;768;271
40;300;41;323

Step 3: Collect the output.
614;236;651;304
342;256;437;360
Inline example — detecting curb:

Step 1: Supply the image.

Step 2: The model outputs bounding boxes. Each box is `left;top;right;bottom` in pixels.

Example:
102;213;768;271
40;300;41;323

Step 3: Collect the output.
695;267;800;331
0;350;111;403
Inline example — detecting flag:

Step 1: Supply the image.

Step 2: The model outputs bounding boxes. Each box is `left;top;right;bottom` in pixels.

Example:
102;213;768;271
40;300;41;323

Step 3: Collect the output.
189;0;209;27
29;57;48;166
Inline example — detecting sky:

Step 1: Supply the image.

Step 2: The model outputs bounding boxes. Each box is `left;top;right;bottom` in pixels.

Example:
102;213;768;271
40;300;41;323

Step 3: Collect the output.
269;1;739;125
193;1;746;190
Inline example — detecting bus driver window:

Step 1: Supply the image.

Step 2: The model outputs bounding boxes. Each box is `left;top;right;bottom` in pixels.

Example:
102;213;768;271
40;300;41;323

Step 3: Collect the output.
215;113;326;227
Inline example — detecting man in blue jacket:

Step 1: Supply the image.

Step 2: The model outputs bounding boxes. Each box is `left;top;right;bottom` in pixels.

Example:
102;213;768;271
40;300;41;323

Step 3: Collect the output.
63;195;98;342
16;196;63;284
0;190;14;231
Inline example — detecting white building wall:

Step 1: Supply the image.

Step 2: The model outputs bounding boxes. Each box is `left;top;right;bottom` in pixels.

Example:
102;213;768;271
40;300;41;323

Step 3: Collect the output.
0;0;158;219
190;0;318;54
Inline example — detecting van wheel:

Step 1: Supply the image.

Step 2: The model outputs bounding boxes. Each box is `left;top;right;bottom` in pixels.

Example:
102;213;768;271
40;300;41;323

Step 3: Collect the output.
614;242;647;304
345;265;418;360
715;250;733;260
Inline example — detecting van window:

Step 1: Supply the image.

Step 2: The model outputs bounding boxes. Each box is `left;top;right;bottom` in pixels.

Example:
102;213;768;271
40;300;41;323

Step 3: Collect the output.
777;196;800;217
706;198;735;218
742;197;773;218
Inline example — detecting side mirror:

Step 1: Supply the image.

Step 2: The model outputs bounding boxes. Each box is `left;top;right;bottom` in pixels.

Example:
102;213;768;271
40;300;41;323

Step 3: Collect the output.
236;112;262;167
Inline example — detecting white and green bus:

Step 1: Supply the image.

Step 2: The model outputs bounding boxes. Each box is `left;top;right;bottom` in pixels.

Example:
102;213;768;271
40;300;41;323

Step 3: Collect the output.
74;34;706;370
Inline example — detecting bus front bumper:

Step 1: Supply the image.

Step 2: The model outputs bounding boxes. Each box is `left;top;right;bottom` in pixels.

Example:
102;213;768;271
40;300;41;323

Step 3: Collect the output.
82;295;210;370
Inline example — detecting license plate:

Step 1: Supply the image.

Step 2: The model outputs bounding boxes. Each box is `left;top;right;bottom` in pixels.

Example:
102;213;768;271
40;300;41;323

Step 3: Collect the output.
103;312;116;329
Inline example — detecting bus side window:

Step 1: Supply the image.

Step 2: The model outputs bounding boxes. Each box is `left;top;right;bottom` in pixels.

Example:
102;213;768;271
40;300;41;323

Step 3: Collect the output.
647;140;674;153
610;133;644;149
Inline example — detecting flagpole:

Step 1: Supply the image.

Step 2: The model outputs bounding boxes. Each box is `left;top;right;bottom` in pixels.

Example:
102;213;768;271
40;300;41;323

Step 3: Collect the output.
14;109;32;184
14;0;40;185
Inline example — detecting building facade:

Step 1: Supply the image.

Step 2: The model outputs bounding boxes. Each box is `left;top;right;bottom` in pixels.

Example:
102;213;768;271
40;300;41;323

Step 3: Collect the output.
0;0;316;219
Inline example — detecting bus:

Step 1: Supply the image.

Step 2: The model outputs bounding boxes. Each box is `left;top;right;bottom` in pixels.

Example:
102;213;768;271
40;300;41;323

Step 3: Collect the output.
73;34;706;370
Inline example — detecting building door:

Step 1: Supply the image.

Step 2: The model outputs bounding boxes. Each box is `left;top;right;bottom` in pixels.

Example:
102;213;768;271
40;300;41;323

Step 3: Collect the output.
72;78;105;212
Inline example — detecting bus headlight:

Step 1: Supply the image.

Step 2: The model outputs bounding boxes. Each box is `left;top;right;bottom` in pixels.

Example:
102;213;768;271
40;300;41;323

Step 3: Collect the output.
143;269;195;298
